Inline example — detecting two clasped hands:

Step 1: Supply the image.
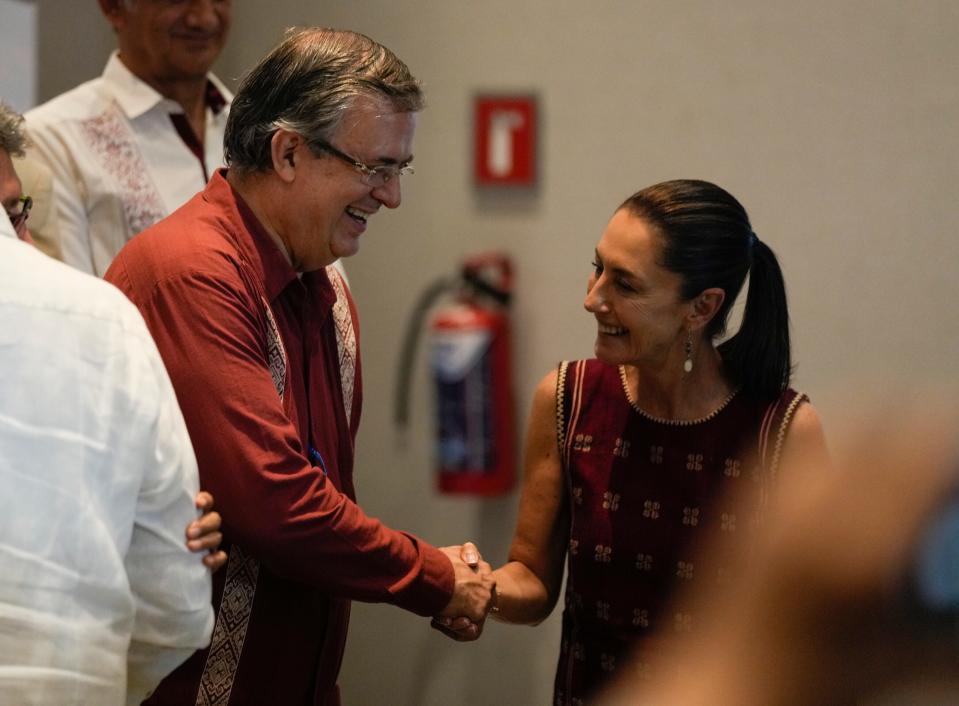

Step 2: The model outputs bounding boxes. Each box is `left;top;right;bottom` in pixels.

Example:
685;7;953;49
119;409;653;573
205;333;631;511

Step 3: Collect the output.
433;543;497;641
184;497;500;641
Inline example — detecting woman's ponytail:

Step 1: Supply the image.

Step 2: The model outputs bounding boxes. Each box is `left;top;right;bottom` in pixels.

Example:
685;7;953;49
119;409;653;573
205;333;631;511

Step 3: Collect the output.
717;238;791;399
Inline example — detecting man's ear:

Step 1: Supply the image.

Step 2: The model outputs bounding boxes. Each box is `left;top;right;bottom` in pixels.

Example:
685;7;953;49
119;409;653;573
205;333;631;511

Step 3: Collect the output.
97;0;126;27
270;130;301;183
686;287;726;332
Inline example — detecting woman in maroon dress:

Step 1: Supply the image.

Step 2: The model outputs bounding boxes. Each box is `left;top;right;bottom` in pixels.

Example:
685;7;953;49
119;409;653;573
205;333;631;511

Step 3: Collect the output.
437;179;829;705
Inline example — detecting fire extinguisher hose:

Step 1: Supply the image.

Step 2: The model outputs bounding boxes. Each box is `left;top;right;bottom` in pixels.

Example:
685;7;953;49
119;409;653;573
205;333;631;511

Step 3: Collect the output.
393;277;455;432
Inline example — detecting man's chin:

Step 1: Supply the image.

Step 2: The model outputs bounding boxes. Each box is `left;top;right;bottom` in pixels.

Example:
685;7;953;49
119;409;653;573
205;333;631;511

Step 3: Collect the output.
331;240;360;261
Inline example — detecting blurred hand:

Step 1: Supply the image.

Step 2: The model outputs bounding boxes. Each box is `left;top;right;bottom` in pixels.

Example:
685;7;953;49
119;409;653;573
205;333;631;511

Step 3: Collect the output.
186;490;228;572
432;542;495;641
601;413;959;706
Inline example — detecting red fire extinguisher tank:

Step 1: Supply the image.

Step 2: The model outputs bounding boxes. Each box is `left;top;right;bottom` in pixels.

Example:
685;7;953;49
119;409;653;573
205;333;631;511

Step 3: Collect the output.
429;255;515;495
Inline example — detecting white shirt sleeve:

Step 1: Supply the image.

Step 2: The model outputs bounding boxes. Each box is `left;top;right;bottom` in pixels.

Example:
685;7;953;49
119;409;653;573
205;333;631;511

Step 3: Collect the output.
121;325;214;705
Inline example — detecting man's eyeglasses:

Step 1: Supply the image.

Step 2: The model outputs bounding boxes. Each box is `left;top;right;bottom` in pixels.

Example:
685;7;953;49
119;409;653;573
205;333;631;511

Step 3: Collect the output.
311;140;413;188
8;195;31;235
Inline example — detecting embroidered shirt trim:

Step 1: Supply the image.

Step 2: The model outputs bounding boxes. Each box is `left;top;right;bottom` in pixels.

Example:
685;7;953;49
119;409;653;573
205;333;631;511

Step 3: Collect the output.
79;105;166;236
328;265;357;423
195;298;291;706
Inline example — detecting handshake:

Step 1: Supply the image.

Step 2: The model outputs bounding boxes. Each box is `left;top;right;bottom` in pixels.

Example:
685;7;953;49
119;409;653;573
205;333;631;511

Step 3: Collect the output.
432;542;497;641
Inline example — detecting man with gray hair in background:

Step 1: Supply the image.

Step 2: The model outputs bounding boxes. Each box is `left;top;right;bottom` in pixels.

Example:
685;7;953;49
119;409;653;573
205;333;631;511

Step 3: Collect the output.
24;0;233;276
105;28;495;706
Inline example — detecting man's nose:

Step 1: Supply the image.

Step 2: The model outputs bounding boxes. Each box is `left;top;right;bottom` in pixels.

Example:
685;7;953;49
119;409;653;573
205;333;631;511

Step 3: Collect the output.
372;176;402;209
184;0;224;30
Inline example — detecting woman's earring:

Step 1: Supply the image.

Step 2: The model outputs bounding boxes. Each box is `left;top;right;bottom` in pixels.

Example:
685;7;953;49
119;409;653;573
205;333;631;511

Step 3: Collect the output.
683;330;693;374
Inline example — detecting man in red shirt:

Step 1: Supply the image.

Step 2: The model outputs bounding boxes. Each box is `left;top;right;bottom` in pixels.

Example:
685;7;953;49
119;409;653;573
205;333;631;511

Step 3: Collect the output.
105;28;494;706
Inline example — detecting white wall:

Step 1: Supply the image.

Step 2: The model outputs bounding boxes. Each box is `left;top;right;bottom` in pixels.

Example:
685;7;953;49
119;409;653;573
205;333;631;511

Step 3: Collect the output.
31;1;959;704
0;0;38;111
220;2;959;704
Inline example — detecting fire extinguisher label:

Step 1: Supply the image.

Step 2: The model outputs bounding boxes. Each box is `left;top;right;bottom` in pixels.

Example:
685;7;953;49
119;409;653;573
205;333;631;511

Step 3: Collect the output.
430;330;497;473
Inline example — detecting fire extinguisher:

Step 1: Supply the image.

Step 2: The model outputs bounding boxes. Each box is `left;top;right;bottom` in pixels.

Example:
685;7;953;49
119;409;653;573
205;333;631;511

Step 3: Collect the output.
394;253;515;496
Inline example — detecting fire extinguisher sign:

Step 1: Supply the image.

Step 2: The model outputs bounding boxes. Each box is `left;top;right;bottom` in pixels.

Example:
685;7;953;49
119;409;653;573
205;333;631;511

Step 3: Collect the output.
474;95;537;186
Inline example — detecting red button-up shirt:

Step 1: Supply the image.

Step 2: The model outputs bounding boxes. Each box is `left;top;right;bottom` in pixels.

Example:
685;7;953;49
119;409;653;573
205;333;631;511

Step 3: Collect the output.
106;170;454;706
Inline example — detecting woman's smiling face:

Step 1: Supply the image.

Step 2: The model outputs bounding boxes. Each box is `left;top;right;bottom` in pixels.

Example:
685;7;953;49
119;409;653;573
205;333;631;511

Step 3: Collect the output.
584;209;692;370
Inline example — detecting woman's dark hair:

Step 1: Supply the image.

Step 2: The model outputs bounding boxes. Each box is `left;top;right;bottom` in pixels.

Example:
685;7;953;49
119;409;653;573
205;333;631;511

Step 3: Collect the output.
619;179;791;400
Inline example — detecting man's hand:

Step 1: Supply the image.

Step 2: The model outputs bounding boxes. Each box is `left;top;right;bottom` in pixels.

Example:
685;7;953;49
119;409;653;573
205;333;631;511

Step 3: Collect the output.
186;490;228;572
432;542;495;641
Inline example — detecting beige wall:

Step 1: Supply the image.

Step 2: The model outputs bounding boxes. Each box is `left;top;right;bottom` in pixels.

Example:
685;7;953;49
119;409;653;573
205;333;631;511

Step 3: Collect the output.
33;1;959;704
34;0;113;102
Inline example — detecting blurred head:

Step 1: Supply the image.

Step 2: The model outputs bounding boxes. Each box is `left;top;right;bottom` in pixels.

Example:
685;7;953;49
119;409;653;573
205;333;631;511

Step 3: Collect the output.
225;28;424;272
0;102;28;238
98;0;231;88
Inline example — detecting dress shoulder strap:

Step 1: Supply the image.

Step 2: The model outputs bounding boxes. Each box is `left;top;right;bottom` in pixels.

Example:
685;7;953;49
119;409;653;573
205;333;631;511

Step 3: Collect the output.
758;388;810;481
555;360;570;453
556;360;592;469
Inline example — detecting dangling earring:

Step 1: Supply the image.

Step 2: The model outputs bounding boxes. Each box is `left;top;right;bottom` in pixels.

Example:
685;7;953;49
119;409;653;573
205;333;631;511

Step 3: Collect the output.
683;329;694;374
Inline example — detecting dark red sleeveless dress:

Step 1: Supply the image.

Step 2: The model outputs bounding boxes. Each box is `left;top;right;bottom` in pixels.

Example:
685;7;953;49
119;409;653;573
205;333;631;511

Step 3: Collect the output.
553;359;807;705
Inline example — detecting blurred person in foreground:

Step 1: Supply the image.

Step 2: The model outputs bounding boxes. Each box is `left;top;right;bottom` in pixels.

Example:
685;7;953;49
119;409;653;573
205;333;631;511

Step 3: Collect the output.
105;28;493;706
0;206;215;706
599;413;959;706
0;99;226;706
437;179;829;705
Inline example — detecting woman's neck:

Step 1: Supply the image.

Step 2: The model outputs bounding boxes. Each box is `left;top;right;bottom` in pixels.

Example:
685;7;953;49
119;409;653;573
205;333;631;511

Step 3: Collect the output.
624;344;734;421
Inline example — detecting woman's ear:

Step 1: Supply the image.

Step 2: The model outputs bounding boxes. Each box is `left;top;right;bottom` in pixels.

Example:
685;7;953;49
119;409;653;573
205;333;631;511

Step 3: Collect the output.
687;287;725;331
270;129;301;183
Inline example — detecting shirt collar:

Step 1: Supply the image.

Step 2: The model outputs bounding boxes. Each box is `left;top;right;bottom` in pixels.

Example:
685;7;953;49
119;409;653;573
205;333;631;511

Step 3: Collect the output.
204;73;231;115
204;171;337;314
203;170;299;302
102;51;233;120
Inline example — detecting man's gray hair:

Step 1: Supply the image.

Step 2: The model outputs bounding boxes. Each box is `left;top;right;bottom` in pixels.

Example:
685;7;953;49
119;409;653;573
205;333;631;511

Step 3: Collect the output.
224;27;424;174
0;102;27;158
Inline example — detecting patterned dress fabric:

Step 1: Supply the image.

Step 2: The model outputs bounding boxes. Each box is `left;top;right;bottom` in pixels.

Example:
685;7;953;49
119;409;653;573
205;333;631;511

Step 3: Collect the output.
554;359;806;705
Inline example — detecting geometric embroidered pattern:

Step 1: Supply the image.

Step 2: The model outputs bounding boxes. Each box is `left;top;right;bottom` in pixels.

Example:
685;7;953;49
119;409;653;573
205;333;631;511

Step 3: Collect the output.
327;265;356;422
261;299;288;400
80;106;166;236
195;546;260;706
195;297;291;705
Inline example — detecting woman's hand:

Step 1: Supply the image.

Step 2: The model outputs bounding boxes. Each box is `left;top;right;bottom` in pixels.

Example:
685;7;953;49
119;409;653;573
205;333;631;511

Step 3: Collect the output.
431;542;494;641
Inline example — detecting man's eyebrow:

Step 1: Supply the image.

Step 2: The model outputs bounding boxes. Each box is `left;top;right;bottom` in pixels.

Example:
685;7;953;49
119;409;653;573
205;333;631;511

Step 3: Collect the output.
372;153;414;167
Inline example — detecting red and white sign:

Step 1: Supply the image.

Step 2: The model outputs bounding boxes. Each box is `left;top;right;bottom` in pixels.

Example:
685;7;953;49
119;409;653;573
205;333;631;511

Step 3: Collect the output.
474;95;537;186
